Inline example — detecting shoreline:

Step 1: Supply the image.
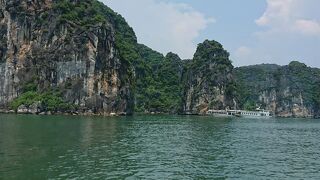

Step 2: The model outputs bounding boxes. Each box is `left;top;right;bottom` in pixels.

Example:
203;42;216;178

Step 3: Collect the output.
0;109;128;117
0;109;318;119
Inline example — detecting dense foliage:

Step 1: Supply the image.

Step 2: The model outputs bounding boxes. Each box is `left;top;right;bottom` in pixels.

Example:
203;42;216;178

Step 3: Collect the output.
134;47;184;113
10;91;75;112
134;45;164;112
152;53;184;113
190;40;234;87
53;0;106;26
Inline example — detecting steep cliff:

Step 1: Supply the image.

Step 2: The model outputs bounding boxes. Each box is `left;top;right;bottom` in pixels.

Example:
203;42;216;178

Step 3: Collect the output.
182;40;236;114
234;62;320;118
0;0;135;115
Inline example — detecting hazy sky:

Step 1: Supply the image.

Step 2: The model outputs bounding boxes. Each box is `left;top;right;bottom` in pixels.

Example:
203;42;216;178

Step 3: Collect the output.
101;0;320;67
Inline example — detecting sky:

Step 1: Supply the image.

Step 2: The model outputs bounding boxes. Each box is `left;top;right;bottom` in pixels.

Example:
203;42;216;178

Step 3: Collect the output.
101;0;320;67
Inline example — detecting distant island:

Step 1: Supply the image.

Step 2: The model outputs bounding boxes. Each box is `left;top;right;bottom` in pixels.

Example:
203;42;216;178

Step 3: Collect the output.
0;0;319;118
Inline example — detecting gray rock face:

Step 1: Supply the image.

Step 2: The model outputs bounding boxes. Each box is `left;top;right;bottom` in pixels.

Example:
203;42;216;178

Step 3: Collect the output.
0;0;134;115
17;105;28;114
234;62;320;118
258;88;312;118
28;101;41;114
16;102;41;114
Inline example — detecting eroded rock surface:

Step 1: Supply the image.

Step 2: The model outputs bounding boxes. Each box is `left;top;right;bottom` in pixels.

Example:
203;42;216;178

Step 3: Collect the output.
0;0;134;115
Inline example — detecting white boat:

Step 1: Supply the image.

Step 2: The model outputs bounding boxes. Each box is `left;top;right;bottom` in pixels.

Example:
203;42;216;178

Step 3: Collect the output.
229;110;271;117
206;110;236;117
207;108;271;118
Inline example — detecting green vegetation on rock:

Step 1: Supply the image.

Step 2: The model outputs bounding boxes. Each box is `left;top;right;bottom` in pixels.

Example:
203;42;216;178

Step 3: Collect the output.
53;0;107;26
134;45;184;113
10;90;75;112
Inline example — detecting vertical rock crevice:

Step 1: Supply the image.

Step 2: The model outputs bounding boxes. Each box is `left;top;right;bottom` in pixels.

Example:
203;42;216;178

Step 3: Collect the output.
0;0;134;115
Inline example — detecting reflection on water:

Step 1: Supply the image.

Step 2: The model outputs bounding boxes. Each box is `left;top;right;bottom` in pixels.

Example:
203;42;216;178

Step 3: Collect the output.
0;115;320;179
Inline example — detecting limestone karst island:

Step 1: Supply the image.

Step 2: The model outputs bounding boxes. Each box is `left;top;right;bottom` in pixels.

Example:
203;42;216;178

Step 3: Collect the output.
1;0;320;179
1;0;319;118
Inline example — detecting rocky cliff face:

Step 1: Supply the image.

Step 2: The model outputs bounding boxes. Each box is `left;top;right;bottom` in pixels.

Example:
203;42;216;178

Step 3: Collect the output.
234;62;320;118
182;40;236;114
0;0;134;115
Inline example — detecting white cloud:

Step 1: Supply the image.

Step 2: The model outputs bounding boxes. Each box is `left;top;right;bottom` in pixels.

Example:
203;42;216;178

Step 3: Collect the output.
255;0;295;27
256;0;320;37
294;19;320;36
101;0;214;59
234;46;252;58
232;46;255;67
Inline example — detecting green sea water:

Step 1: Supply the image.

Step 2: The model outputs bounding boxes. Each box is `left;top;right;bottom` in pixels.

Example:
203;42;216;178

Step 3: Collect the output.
0;114;319;179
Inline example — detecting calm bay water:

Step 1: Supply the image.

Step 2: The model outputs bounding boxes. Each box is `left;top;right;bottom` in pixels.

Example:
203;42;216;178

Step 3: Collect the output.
0;114;319;179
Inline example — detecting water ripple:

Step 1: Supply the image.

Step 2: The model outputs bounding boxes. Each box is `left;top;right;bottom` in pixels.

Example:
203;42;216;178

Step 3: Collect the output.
0;115;320;179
